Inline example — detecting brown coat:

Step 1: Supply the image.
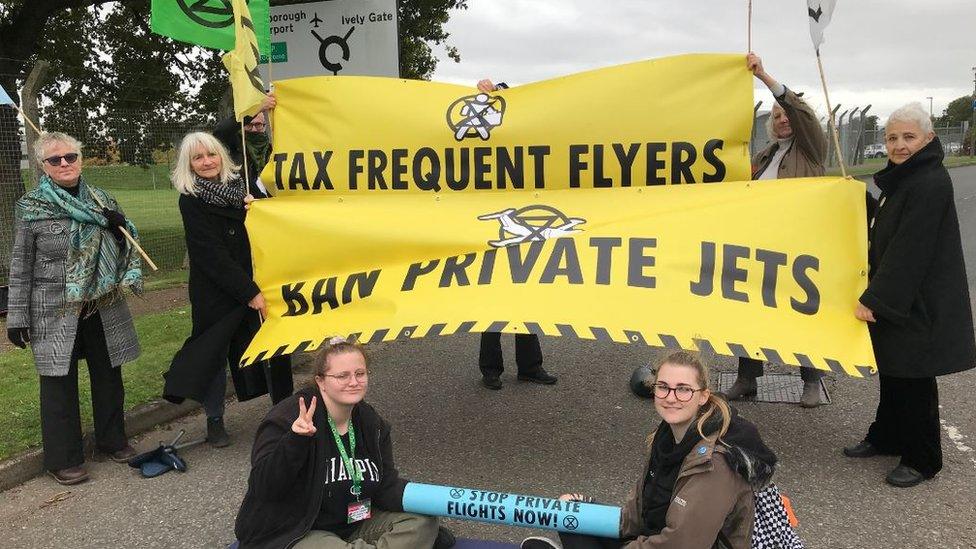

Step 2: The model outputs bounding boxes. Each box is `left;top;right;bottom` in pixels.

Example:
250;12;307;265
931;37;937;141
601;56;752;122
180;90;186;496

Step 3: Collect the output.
619;435;756;548
751;89;827;180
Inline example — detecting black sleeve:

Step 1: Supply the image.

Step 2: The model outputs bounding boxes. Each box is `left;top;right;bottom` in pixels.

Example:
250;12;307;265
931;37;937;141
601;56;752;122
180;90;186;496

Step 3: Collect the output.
373;420;408;512
214;115;241;159
246;409;315;502
180;195;260;305
860;179;951;324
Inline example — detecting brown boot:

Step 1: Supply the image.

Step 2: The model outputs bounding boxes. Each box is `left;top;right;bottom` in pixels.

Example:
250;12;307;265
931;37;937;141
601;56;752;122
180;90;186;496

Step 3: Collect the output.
799;381;822;408
725;376;757;400
47;466;90;486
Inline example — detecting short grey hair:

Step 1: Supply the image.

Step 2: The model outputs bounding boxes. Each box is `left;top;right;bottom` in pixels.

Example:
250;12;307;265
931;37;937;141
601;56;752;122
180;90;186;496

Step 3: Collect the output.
764;103;785;140
34;132;82;164
886;102;933;134
171;132;240;196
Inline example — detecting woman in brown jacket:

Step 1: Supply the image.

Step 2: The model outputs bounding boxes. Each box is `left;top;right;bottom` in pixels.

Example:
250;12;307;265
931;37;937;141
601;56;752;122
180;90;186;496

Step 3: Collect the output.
523;352;777;549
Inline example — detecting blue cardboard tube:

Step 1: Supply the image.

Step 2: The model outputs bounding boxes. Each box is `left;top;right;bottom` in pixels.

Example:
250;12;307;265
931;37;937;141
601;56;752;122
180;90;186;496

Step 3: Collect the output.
402;482;621;539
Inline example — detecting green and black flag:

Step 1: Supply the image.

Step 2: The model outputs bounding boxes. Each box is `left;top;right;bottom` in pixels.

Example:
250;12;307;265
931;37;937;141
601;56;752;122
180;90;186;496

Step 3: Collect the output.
150;0;271;55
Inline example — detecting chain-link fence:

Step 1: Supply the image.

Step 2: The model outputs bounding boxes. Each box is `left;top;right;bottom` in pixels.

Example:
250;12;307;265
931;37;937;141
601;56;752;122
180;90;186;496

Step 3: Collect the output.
0;61;213;285
751;100;970;168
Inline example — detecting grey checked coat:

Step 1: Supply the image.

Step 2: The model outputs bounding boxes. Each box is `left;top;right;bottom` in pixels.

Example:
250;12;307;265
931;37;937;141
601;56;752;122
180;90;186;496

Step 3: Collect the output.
7;210;140;377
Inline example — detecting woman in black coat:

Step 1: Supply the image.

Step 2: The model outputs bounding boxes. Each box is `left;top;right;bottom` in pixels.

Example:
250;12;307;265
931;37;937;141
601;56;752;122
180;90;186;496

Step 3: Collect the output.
844;103;976;487
164;131;292;447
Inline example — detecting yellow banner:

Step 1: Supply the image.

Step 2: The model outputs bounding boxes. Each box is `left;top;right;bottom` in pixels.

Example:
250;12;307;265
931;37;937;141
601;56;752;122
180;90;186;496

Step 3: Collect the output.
261;54;753;195
222;0;266;121
242;178;877;377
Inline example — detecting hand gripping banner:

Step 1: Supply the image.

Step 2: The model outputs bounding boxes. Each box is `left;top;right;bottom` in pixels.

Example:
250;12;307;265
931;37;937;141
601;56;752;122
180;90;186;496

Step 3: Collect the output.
241;177;877;376
260;53;753;194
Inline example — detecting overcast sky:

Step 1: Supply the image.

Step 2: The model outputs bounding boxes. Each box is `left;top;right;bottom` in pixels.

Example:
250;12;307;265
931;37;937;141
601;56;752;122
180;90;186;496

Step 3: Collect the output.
431;0;975;123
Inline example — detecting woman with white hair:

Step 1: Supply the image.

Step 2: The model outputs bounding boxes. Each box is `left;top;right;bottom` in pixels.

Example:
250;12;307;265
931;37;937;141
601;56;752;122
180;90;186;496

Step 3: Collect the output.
843;103;975;487
163;132;292;448
8;131;142;485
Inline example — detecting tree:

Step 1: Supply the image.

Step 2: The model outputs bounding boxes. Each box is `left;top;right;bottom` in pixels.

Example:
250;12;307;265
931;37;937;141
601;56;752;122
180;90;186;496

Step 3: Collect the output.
0;0;468;281
935;95;974;127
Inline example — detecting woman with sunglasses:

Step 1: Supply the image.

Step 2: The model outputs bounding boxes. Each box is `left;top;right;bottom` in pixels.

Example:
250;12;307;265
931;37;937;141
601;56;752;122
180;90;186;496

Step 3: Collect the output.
8;132;142;485
164;131;293;449
235;338;454;549
521;352;777;549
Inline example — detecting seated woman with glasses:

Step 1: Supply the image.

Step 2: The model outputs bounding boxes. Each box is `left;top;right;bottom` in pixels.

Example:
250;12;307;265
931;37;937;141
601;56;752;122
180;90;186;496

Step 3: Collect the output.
521;351;777;549
8;132;142;485
235;337;454;549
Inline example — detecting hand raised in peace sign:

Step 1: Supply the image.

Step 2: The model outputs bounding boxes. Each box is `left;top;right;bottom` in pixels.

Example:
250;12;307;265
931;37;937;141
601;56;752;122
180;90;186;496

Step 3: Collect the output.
292;396;318;436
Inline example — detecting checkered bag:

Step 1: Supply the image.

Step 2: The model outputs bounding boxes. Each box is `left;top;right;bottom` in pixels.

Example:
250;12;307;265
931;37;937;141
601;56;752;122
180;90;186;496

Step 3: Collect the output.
751;483;803;549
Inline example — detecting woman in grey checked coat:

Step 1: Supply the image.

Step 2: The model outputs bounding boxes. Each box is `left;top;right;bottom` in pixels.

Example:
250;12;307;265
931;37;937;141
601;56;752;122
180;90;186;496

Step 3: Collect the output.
7;132;142;485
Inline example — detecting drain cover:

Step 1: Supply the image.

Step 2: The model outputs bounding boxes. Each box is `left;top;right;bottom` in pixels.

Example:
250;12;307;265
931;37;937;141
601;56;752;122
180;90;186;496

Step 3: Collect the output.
717;372;830;404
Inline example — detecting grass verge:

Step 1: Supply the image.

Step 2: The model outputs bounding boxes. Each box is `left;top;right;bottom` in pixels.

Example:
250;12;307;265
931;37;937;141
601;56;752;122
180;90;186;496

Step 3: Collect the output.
0;306;190;461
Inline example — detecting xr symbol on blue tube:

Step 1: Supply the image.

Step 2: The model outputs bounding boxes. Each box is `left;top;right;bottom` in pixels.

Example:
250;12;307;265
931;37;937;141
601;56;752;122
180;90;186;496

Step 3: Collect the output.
563;515;580;530
450;489;465;499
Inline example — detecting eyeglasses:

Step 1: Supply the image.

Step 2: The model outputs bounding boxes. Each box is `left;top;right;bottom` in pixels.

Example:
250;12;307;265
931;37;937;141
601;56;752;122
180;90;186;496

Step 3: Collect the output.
244;122;266;131
652;383;703;402
322;370;369;384
43;153;80;166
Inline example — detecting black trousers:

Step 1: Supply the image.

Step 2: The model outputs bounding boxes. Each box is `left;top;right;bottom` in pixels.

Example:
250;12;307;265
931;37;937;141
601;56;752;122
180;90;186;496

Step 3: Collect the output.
203;317;294;418
479;332;543;377
38;312;127;471
738;356;822;383
865;374;942;478
558;533;626;549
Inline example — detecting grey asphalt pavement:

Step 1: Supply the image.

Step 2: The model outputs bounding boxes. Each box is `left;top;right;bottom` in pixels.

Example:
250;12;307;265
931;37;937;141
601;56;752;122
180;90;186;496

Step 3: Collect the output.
2;167;976;549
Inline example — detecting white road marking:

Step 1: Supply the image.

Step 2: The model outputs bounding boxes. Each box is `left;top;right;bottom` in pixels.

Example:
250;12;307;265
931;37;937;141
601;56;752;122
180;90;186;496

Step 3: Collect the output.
939;406;976;470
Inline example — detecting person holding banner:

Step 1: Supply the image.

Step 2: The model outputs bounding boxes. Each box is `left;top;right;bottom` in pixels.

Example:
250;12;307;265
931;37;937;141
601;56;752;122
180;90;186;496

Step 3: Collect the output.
164;132;292;449
726;53;828;408
214;94;276;191
8;131;142;485
844;103;976;488
473;78;557;392
523;352;777;549
235;338;453;549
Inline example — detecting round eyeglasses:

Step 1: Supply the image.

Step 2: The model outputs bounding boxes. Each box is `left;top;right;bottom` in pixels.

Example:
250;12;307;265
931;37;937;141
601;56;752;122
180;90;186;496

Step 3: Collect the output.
651;383;703;402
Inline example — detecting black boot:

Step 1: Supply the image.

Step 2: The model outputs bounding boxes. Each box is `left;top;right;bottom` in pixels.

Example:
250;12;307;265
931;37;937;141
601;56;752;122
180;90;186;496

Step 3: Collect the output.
433;526;456;549
207;417;230;448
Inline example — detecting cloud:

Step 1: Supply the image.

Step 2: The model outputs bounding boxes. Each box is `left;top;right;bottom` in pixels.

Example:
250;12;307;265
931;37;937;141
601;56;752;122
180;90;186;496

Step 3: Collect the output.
434;0;975;120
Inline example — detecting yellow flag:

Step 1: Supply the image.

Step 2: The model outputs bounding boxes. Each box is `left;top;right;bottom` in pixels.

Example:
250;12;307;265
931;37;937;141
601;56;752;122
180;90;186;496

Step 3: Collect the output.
221;0;265;121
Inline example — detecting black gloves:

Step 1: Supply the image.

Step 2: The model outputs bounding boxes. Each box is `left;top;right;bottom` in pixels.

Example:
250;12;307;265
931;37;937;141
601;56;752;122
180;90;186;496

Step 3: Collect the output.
7;327;29;349
102;208;127;243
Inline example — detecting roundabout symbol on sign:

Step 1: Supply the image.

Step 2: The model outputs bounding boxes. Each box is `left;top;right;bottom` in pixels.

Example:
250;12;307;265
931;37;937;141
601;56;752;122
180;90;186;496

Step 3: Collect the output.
449;488;465;500
176;0;238;28
312;26;356;75
563;515;579;530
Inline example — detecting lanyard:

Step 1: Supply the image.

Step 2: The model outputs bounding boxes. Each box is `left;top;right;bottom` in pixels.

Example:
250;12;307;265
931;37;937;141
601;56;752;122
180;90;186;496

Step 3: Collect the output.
327;415;362;498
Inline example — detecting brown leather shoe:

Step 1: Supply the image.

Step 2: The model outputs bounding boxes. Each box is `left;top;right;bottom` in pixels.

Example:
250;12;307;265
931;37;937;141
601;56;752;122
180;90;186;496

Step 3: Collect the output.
47;466;89;486
108;445;138;463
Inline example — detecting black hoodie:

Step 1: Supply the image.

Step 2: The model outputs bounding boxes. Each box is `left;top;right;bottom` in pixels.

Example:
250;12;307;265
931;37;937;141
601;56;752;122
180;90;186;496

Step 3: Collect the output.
234;387;408;549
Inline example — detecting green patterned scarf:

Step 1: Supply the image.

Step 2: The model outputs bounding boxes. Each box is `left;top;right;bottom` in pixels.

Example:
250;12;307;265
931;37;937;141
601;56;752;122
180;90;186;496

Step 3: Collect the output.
16;175;143;304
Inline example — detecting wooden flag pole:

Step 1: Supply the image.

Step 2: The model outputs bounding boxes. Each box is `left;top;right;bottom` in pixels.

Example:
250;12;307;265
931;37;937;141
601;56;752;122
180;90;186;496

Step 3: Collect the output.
12;106;158;269
815;52;848;178
240;118;250;193
14;105;41;136
747;0;753;52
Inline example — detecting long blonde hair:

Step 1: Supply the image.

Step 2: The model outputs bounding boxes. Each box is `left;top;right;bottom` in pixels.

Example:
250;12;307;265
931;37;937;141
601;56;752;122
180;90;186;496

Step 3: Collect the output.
171;132;240;195
646;351;732;446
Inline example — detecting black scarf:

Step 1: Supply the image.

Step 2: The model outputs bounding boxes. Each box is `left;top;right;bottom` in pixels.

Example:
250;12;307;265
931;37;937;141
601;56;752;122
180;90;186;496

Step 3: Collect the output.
641;421;703;535
194;175;245;208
